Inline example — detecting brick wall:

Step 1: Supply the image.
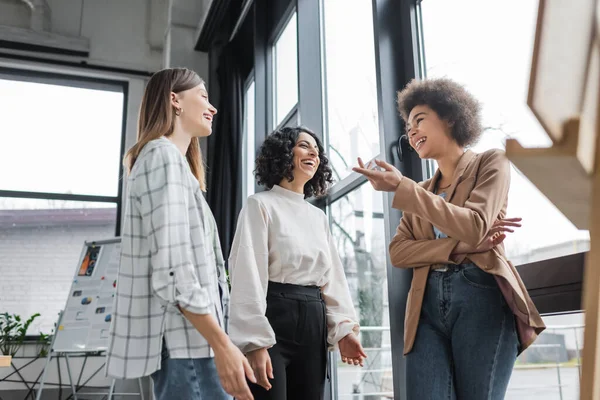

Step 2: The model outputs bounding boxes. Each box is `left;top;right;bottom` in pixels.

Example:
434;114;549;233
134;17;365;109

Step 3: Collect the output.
0;220;115;335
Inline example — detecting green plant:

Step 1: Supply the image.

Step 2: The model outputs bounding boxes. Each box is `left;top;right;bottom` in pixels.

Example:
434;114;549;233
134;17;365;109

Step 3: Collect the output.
0;312;41;356
36;332;52;358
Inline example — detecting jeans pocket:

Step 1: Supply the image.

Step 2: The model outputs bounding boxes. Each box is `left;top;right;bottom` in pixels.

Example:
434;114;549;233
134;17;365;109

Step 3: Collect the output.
460;267;498;289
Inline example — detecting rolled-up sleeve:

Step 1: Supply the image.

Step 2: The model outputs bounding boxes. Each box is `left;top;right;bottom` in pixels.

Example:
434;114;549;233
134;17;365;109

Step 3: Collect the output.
322;222;360;347
138;148;212;315
228;197;275;353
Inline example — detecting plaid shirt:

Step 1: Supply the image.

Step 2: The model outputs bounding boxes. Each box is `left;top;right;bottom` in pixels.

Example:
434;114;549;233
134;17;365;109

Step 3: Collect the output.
106;137;229;379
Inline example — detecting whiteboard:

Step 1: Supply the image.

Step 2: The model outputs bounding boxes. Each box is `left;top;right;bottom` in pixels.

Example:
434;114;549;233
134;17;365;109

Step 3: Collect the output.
52;238;121;353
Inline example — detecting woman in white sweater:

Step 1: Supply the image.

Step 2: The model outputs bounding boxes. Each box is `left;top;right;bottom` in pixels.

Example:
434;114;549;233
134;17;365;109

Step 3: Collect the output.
228;126;366;400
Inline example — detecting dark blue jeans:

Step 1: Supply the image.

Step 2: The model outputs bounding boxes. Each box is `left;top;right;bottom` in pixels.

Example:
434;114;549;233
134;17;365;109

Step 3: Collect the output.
151;344;232;400
406;264;519;400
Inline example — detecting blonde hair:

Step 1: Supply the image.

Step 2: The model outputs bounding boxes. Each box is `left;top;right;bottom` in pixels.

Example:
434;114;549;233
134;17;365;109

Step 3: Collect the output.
124;68;207;190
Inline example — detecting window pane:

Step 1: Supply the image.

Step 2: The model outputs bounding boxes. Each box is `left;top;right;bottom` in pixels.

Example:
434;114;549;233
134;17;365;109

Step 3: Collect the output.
273;12;299;126
508;313;583;399
329;185;393;398
0;76;124;197
420;0;590;264
0;198;117;334
323;0;380;181
243;80;256;199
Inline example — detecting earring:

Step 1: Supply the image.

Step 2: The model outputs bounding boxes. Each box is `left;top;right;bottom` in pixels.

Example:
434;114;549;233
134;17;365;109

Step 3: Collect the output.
175;107;182;116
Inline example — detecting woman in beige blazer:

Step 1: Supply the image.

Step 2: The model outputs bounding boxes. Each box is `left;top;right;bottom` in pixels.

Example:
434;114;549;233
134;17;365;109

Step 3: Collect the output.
353;78;545;400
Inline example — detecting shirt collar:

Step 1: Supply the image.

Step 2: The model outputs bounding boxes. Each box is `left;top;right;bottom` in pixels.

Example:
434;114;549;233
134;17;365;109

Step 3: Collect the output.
271;184;306;201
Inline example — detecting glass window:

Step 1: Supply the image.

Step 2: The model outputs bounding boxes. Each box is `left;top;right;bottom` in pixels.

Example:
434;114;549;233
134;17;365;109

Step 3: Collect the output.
243;80;256;199
322;0;380;181
0;70;124;336
508;313;583;399
420;0;590;265
0;76;124;197
0;198;117;335
420;1;588;396
273;12;299;127
329;185;393;398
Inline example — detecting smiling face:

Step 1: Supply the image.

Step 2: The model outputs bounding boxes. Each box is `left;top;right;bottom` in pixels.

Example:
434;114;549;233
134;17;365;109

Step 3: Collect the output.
292;131;321;182
172;83;217;138
406;104;456;160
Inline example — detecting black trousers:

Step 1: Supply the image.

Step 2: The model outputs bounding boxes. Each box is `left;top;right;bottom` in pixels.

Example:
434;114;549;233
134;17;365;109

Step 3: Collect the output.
250;281;327;400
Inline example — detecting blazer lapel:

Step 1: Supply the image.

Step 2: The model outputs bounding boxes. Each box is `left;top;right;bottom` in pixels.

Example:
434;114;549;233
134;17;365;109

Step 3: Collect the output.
417;152;475;238
446;150;476;202
426;169;441;193
416;170;440;239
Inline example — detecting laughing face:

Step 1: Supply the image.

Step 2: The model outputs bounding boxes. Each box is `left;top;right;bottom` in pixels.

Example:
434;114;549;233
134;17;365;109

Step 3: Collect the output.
292;131;321;182
406;104;455;159
174;82;217;138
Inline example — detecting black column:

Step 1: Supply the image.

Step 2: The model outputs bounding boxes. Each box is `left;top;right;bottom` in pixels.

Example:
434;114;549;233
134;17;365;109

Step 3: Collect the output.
297;0;325;139
371;0;424;398
253;0;269;194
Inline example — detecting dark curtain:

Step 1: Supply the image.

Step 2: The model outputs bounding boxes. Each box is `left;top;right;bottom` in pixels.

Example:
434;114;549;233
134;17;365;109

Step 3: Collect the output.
206;43;244;263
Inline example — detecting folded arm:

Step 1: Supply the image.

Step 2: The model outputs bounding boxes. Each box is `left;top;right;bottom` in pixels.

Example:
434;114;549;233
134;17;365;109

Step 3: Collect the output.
392;149;511;248
389;213;465;268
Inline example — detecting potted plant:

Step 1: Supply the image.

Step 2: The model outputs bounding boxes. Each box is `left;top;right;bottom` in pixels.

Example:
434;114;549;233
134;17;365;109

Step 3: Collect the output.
36;332;52;358
0;312;40;357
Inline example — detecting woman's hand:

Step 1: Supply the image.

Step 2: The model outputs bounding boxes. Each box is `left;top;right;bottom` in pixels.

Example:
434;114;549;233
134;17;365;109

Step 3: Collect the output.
453;217;522;254
246;348;273;391
338;333;368;367
352;158;404;192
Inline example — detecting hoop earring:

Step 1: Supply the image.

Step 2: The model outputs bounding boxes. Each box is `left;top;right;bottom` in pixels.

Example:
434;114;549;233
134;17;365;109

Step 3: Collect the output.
175;107;182;116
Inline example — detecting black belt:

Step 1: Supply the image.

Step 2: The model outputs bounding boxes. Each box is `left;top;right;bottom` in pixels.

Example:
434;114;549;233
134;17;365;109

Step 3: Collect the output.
267;281;323;300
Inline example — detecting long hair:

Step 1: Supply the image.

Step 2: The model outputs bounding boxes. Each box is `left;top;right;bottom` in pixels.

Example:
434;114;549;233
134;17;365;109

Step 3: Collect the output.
124;68;207;190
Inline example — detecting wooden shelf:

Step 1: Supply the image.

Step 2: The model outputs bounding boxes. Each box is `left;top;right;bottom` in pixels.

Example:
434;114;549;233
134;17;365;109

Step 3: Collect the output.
506;123;592;230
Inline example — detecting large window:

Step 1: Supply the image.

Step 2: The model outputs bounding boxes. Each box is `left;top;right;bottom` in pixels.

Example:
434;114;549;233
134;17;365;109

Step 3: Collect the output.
0;74;124;197
0;69;126;335
242;78;256;199
272;11;299;127
507;313;584;399
320;0;390;397
330;185;393;398
419;0;590;265
420;0;587;397
322;0;380;182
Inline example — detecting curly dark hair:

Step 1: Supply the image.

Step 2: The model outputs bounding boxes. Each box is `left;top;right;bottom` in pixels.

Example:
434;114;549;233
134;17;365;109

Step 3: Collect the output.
397;78;483;147
255;126;333;198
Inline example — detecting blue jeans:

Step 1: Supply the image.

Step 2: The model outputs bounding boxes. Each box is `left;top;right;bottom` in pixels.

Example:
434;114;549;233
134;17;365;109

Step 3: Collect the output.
406;264;519;400
151;344;232;400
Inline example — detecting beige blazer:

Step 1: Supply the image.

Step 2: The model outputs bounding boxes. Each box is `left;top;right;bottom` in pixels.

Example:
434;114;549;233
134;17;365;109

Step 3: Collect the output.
390;148;546;355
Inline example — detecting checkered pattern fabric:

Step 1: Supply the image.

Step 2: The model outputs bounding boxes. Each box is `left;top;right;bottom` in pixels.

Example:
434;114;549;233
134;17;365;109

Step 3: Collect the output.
106;137;229;379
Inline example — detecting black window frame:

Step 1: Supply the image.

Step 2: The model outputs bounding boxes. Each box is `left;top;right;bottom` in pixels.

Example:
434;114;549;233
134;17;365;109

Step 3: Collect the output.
0;66;129;236
225;0;588;398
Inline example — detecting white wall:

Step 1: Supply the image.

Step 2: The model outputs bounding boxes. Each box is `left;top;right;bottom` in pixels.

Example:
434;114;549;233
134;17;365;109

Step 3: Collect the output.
0;0;213;75
46;0;165;72
0;0;29;28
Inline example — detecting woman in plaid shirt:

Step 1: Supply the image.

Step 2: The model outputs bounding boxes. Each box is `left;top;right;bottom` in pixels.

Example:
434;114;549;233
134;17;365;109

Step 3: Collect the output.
106;68;256;400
